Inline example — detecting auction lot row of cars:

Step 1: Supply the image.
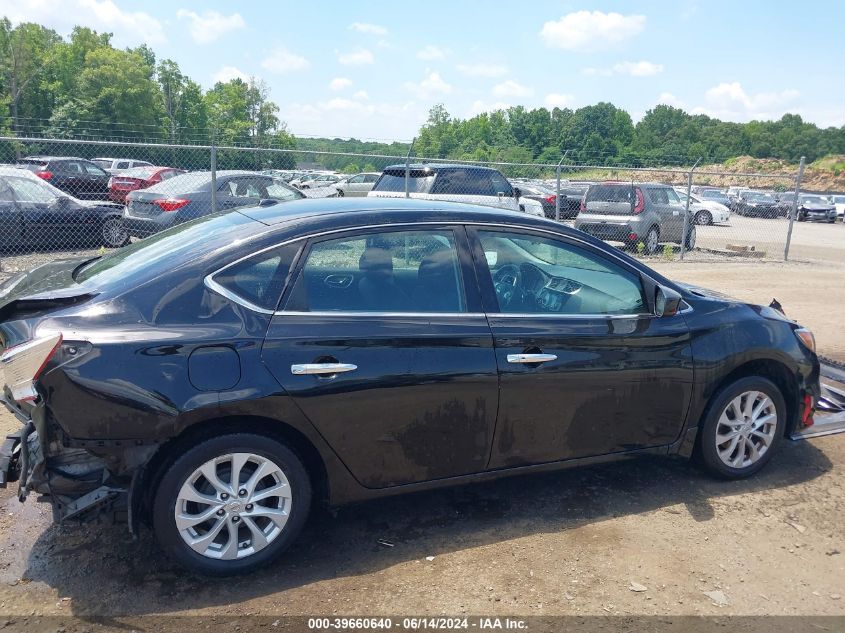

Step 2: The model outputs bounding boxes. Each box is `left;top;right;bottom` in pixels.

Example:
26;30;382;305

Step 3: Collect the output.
0;155;843;257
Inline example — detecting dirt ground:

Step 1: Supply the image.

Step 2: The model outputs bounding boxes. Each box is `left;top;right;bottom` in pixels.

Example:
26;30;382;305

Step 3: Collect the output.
0;259;843;629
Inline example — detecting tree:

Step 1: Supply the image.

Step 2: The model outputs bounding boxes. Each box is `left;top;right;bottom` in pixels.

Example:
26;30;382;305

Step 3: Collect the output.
157;59;207;141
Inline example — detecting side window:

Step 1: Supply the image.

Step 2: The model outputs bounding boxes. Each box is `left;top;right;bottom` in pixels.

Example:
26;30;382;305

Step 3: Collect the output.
476;230;647;316
212;243;301;311
285;229;466;313
116;161;131;170
490;172;514;197
222;177;265;198
666;189;681;203
266;181;301;201
364;174;378;183
0;182;14;203
348;175;364;184
83;163;108;176
647;188;669;204
63;162;83;174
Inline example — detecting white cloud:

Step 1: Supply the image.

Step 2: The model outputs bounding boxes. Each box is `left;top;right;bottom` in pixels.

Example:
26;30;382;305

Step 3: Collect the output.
338;49;375;66
692;82;800;121
656;92;685;108
584;60;664;77
349;22;388;36
0;0;165;46
404;71;452;99
212;65;248;84
456;63;509;78
329;77;353;91
544;93;575;108
417;45;447;61
353;90;370;100
176;9;245;44
613;61;664;76
281;99;423;141
469;101;511;116
492;80;533;98
261;47;310;74
540;11;646;52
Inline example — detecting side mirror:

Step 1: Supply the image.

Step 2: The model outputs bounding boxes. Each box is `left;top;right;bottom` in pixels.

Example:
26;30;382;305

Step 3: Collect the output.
512;186;522;198
654;285;683;317
258;198;278;207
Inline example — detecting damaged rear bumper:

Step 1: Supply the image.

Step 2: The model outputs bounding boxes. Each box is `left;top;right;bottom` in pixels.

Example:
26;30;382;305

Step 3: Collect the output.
791;358;845;440
0;395;129;523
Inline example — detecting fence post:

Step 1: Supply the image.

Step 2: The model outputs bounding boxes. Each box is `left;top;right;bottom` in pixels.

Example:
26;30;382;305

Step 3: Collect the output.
210;141;218;214
404;138;415;199
784;156;805;261
679;157;701;260
554;150;569;222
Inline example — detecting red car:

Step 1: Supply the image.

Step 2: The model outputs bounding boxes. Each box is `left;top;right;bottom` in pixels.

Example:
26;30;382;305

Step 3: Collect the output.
108;166;186;204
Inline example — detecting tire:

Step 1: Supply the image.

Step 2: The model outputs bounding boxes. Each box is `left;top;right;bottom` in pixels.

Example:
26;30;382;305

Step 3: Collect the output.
152;433;312;576
696;376;786;479
684;224;697;250
694;210;712;226
643;226;660;255
336;189;345;197
101;217;129;248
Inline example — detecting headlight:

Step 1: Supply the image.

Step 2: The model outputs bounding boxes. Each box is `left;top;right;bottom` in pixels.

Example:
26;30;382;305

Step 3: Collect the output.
794;328;815;353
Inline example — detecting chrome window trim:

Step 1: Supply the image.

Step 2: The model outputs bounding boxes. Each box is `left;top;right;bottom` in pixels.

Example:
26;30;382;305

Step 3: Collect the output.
276;311;486;318
204;219;680;317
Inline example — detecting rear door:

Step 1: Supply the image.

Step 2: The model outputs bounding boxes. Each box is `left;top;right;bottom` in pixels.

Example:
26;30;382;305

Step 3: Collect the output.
260;225;499;488
467;226;694;467
80;162;111;199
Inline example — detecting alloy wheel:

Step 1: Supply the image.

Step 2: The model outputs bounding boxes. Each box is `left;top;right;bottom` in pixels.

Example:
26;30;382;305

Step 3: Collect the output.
174;453;292;560
102;218;128;248
714;391;777;469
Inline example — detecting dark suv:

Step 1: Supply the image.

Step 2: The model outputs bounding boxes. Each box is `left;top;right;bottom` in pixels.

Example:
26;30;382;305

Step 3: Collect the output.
17;157;111;200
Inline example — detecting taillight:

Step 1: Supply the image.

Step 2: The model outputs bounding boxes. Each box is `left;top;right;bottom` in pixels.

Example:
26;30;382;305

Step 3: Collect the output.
153;198;190;212
633;187;645;214
544;195;556;204
579;196;586;212
0;333;63;402
36;171;53;180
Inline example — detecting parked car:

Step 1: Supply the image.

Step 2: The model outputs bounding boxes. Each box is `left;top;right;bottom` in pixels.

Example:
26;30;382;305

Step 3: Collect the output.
368;164;544;217
92;157;154;173
108;166;186;204
775;192;797;216
289;172;332;188
575;182;695;254
334;172;380;197
124;171;303;238
674;190;730;225
696;188;732;208
514;183;558;218
298;174;341;189
17;156;111;200
0;197;823;575
0;166;128;251
519;182;587;220
827;194;845;220
733;191;781;218
796;194;838;223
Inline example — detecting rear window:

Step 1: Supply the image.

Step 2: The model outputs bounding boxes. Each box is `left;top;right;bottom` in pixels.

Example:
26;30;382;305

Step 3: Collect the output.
16;161;47;171
144;172;212;194
91;159;113;169
372;169;435;193
585;184;634;203
119;166;159;179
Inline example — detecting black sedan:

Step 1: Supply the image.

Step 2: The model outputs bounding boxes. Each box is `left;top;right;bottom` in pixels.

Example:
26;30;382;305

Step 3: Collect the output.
517;183;585;220
0;199;822;575
0;168;128;252
124;170;303;237
733;191;781;218
796;194;837;223
17;156;112;200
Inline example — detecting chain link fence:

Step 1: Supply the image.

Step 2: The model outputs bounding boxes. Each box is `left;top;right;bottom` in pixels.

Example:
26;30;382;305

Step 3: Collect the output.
1;134;835;280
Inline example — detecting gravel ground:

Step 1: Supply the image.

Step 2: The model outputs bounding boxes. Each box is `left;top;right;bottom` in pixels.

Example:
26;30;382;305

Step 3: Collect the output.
0;247;843;630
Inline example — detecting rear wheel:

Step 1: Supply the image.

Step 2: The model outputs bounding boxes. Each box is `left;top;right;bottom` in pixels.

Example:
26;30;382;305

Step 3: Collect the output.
101;217;129;248
152;433;311;575
644;226;660;255
694;210;712;225
684;224;697;250
696;377;785;479
336;189;345;197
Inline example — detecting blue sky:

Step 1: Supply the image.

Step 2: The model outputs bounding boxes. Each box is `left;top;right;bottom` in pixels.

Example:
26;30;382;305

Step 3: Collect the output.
2;0;843;140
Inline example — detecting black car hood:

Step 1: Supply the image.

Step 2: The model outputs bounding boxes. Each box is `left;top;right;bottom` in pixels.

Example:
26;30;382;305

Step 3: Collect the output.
677;282;739;302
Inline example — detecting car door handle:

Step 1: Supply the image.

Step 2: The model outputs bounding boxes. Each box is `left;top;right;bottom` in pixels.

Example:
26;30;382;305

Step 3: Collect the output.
290;363;358;375
507;353;557;364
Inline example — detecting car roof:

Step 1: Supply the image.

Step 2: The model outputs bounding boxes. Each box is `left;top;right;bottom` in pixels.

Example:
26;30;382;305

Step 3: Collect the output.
22;156;87;162
383;163;503;172
237;197;555;229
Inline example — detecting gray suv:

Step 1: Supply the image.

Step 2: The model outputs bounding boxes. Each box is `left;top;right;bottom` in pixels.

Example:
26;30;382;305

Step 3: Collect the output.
575;182;695;254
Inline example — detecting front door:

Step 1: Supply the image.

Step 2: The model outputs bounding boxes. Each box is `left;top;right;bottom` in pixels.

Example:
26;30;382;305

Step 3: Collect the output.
467;227;694;468
261;225;499;488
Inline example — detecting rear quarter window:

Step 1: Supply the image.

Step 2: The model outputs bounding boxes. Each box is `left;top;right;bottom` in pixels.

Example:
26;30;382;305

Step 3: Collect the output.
212;243;302;311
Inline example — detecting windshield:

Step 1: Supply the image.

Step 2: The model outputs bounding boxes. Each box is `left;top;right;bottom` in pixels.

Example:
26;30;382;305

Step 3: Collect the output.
5;176;60;203
74;212;255;285
372;169;435;193
746;193;774;202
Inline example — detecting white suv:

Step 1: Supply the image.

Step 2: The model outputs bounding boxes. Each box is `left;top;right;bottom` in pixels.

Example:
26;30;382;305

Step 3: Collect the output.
368;164;543;216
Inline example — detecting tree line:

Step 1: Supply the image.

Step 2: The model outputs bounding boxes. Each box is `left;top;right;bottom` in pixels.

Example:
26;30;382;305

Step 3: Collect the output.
1;18;843;173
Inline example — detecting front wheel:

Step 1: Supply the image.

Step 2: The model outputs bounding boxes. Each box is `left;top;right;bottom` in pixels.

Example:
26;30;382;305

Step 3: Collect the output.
696;377;785;479
643;226;660;255
684;224;697;250
152;433;311;576
694;210;712;225
101;217;129;248
336;188;345;197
